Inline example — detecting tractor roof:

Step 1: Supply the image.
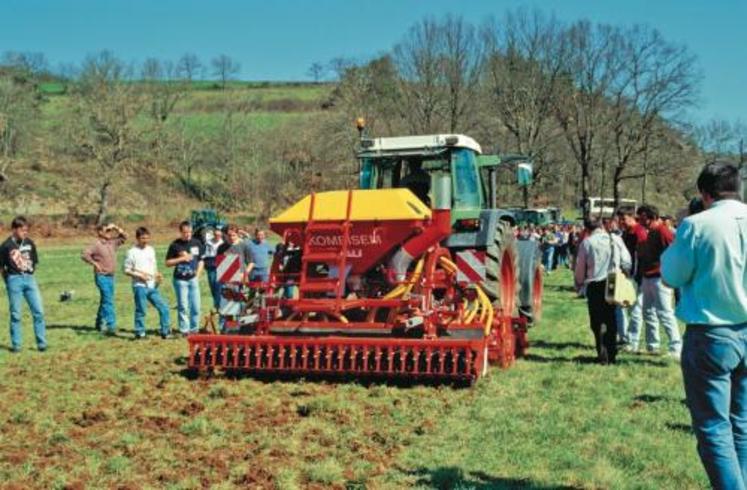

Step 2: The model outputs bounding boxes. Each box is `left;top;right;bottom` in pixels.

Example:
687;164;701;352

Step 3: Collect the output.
358;134;482;157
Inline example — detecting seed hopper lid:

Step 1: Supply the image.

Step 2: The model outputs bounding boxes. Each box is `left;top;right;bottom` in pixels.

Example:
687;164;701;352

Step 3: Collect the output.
270;189;431;223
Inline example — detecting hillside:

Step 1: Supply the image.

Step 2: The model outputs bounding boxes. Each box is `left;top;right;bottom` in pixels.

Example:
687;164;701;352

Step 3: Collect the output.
1;81;334;229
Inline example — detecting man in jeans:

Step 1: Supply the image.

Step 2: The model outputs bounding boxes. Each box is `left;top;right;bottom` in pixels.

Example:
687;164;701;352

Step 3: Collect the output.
81;223;127;335
166;221;205;336
662;162;747;489
636;204;682;359
245;228;273;283
574;218;631;364
123;227;171;339
616;206;648;351
203;226;224;311
0;216;47;352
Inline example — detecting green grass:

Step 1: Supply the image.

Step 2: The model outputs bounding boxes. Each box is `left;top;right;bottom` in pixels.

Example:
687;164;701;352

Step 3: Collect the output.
0;246;707;489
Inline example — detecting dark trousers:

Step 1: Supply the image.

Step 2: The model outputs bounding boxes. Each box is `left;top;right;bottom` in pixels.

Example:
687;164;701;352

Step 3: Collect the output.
586;281;618;364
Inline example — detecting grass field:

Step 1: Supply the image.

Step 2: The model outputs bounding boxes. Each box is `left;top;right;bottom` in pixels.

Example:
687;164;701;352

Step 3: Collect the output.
0;243;706;489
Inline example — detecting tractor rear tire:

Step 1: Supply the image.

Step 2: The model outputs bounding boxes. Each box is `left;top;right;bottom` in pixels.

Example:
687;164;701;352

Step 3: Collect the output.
516;240;544;324
483;220;519;316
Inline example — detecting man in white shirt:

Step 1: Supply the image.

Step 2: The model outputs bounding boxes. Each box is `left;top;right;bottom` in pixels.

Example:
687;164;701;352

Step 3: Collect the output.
123;227;172;339
574;218;632;364
203;227;224;311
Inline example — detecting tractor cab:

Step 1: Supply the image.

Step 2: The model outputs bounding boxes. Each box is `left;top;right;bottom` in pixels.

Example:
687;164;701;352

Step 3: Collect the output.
358;134;485;219
357;134;529;230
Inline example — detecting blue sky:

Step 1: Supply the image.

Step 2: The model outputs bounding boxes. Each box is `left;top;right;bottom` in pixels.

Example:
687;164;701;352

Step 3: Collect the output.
1;0;744;123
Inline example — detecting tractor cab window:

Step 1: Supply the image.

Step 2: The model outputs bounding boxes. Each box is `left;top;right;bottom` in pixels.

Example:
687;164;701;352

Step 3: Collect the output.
359;158;374;189
451;148;481;209
400;158;431;205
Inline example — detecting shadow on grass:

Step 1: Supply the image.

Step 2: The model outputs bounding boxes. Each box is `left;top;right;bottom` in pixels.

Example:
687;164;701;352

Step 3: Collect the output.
524;353;669;367
666;422;695;435
47;323;96;332
174;361;475;389
406;467;580;489
531;340;590;350
47;324;135;341
543;284;578;293
633;393;687;404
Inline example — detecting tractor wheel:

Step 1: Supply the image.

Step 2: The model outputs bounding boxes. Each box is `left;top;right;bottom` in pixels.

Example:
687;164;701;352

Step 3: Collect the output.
516;240;544;324
483;220;519;316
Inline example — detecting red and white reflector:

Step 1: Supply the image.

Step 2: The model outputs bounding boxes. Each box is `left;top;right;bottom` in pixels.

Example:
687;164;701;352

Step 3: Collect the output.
455;250;486;284
216;253;243;284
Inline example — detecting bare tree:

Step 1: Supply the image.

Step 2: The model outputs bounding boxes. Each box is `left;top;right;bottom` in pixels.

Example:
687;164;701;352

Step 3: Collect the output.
393;18;446;133
392;15;483;133
554;21;624;217
608;25;699;204
307;62;326;82
141;57;163;80
176;53;203;82
0;69;40;183
328;57;355;81
440;15;484;132
211;54;240;89
141;58;184;123
2;51;48;76
69;51;146;225
482;9;568;199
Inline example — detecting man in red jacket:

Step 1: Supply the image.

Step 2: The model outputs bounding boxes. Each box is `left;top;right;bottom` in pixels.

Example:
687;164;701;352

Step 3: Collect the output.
636;205;682;359
616;206;647;351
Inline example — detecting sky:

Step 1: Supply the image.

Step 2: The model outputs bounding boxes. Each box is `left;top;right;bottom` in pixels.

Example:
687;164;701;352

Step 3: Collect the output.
1;0;745;123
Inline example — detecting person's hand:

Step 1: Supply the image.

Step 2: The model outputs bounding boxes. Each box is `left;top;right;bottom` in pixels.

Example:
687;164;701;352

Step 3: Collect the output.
93;262;103;273
180;251;192;263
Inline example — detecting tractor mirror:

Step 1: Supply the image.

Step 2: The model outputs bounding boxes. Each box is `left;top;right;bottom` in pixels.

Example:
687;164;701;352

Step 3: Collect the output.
517;162;533;186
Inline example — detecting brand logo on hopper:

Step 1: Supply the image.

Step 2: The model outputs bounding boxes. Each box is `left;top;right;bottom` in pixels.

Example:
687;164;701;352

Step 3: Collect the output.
309;232;383;248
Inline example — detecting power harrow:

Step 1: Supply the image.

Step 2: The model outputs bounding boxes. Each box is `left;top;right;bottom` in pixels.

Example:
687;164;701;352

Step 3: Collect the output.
187;187;530;384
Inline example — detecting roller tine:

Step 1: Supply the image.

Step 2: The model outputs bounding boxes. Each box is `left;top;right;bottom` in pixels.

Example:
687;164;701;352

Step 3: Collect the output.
313;345;321;371
388;348;395;374
301;344;308;370
375;346;382;373
243;342;251;368
425;347;433;375
325;345;334;372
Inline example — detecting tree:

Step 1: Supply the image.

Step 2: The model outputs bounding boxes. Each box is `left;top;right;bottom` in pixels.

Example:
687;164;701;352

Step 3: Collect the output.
141;58;184;123
482;9;568;201
608;25;699;205
176;53;203;82
2;51;48;76
0;68;40;184
211;54;240;89
307;62;326;82
392;15;483;133
392;18;447;133
554;21;624;218
69;51;146;225
328;57;355;81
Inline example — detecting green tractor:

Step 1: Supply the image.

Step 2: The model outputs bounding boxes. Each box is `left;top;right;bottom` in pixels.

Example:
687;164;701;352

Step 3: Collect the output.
357;133;544;323
507;207;562;227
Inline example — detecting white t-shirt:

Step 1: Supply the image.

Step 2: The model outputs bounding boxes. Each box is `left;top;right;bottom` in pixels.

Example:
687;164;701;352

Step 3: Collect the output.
204;238;223;259
124;245;158;288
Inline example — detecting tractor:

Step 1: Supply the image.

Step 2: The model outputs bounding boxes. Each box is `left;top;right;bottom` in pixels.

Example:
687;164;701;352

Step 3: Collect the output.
187;132;544;384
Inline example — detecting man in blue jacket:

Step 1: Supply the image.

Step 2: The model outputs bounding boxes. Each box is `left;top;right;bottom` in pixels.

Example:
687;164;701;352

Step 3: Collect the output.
662;162;747;490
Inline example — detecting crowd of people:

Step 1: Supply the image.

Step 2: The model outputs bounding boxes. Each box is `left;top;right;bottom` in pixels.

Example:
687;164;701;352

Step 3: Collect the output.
563;162;747;489
0;219;273;350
